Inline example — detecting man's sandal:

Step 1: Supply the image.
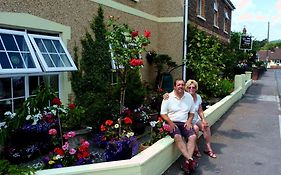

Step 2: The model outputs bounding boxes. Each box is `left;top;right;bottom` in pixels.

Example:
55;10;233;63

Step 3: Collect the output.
203;150;217;158
193;150;202;158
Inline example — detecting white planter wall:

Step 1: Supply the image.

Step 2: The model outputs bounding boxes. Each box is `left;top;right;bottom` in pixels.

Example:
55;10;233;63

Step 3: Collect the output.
36;73;252;175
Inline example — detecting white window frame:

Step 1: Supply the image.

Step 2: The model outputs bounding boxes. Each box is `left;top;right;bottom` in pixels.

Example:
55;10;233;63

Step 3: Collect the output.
224;10;230;33
197;0;205;17
28;34;77;72
0;29;42;74
213;1;219;27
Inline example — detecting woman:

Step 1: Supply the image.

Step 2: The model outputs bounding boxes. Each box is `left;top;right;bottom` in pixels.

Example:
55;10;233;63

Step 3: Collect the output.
163;79;216;158
185;79;216;158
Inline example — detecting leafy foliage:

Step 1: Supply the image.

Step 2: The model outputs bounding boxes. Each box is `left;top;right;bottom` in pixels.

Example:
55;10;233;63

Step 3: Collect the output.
0;159;35;175
186;25;227;98
71;6;117;131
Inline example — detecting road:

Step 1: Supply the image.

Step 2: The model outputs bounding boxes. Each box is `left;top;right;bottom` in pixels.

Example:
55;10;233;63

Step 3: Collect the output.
163;69;281;175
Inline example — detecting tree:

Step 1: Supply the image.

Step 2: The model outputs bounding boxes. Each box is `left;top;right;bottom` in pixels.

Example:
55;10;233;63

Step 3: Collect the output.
71;6;116;131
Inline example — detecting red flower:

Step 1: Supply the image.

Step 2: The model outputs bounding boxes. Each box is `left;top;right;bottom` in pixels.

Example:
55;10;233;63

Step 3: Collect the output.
144;30;151;38
51;97;62;106
105;120;113;126
123;117;133;124
54;147;64;156
131;30;139;38
130;58;143;67
100;124;106;132
68;103;76;109
158;88;164;93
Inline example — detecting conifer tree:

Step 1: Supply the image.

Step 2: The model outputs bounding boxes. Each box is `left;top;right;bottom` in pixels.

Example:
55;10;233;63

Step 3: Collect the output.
71;6;116;130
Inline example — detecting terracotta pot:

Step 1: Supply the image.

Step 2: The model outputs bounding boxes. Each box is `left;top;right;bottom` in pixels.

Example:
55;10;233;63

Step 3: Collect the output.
139;144;150;152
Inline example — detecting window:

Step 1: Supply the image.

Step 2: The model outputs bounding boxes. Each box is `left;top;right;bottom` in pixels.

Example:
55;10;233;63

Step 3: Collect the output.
29;34;77;72
224;9;230;33
213;1;219;27
0;28;76;116
0;29;42;74
0;29;77;75
197;0;205;18
0;74;59;117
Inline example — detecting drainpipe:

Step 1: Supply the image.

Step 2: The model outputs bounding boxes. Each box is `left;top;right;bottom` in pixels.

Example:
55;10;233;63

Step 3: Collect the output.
182;0;188;81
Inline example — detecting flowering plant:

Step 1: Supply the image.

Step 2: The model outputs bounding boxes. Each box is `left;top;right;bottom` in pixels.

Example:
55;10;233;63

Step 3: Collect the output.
42;130;93;169
100;117;134;142
106;16;151;113
150;88;167;112
144;116;171;146
99;113;139;161
0;111;17;146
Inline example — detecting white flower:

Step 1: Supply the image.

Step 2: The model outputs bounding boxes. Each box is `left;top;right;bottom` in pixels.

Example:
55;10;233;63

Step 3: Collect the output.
149;121;157;127
126;132;134;137
51;109;57;115
4;111;12;116
0;122;6;129
114;124;119;128
26;115;32;120
56;155;63;160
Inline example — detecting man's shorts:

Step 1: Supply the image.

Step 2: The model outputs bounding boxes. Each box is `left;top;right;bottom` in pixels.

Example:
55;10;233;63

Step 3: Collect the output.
169;121;195;138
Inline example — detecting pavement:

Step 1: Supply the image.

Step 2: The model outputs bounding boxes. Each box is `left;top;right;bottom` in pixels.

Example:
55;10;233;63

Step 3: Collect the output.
162;69;281;175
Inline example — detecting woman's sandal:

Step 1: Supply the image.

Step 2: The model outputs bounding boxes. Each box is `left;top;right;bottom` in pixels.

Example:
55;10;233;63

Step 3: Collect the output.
193;150;202;158
203;150;217;158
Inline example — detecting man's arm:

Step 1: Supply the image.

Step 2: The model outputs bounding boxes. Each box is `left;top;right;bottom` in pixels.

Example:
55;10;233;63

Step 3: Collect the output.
161;114;177;132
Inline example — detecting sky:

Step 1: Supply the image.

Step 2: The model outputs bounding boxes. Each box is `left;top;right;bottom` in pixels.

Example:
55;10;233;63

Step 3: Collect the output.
231;0;281;41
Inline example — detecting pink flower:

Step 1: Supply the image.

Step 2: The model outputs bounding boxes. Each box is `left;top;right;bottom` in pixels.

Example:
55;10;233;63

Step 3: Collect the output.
69;148;76;155
48;129;57;136
67;131;76;138
63;131;76;140
81;140;90;148
62;142;69;150
163;124;171;132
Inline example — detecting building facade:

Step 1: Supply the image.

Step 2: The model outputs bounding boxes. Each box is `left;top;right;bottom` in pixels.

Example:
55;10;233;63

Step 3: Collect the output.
0;0;235;115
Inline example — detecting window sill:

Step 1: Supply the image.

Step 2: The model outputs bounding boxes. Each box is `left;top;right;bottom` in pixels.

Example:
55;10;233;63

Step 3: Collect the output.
213;25;219;29
197;15;206;21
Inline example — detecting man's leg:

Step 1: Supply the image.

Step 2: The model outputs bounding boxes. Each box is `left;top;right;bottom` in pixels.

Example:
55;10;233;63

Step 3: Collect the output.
187;133;196;159
174;134;192;160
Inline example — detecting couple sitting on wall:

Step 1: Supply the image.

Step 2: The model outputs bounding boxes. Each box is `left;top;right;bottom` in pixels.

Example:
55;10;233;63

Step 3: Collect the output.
160;79;216;174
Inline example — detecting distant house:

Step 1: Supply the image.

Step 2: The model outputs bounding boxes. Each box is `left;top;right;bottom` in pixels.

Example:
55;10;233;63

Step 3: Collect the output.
0;0;235;115
257;48;281;68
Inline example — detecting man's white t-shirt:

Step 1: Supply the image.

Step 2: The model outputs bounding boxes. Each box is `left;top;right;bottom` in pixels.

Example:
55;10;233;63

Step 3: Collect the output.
160;91;195;122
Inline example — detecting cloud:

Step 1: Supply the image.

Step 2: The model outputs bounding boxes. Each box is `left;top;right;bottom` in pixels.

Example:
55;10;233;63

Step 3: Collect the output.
235;0;253;10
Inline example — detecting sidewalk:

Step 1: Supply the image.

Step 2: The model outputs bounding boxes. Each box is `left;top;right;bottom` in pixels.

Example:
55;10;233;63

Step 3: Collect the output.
163;69;281;175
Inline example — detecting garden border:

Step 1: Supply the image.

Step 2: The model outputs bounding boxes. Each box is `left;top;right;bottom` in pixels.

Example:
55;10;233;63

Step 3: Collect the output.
36;73;252;175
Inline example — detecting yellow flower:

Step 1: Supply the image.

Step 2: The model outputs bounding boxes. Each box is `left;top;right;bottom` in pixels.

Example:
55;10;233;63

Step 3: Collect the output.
48;160;55;164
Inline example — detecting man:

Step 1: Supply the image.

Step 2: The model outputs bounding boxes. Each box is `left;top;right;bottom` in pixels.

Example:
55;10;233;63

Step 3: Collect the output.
160;79;198;174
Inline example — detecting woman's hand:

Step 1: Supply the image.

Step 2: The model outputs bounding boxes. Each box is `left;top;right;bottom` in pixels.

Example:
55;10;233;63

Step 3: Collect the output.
201;119;209;130
163;93;169;100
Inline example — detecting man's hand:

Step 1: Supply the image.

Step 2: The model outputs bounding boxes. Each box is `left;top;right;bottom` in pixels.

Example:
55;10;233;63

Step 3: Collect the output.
184;121;193;130
169;122;178;132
